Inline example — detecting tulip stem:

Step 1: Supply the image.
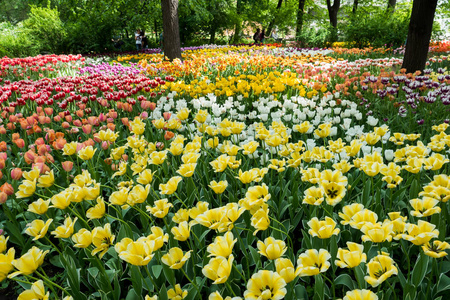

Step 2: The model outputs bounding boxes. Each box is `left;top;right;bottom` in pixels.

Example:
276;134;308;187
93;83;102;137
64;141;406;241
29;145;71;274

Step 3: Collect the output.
10;277;33;285
67;205;91;230
181;267;200;294
321;273;335;299
34;269;69;296
233;262;248;284
386;280;397;300
174;193;189;209
225;281;237;297
139;266;153;292
143;265;159;291
44;236;63;256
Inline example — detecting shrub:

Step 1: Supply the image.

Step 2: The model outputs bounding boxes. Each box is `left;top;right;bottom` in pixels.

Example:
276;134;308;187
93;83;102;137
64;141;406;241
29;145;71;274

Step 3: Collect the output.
0;22;39;57
22;6;66;53
343;11;409;48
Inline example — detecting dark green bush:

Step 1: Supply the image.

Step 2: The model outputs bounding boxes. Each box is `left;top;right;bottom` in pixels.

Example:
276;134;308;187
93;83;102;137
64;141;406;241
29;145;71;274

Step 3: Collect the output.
22;6;66;53
343;11;409;48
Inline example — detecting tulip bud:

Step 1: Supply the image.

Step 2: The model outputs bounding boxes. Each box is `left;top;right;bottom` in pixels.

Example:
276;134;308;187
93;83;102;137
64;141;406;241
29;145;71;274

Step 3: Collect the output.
163;112;171;121
62;122;70;129
101;141;110;150
11;168;23;180
82;125;92;134
0;159;5;169
0;192;7;204
0;152;6;160
0;182;14;196
0;142;6;151
164;131;175;140
0;126;6;134
44;108;53;115
61;161;74;172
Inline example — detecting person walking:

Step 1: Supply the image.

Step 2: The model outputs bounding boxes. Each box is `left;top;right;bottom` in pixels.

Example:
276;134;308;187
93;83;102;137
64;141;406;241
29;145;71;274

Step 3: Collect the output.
253;28;260;44
135;29;142;51
260;29;265;44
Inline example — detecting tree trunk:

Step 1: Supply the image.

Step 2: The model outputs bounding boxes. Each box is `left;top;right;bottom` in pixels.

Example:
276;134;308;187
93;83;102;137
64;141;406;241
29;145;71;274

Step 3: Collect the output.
232;0;243;44
161;0;181;60
209;26;216;44
266;0;283;37
326;0;340;28
401;0;438;73
352;0;358;14
296;0;306;39
387;0;397;12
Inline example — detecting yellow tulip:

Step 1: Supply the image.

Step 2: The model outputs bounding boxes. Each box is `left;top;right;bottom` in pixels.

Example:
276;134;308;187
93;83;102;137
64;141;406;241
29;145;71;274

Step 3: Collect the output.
91;223;115;258
207;231;236;258
422;240;450;258
161;247;192;269
0;248;15;281
0;236;8;253
37;170;54;188
275;258;298;283
51;216;77;239
335;242;367;268
17;280;49;300
167;284;187;300
202;255;234;284
257;237;287;260
78;146;97;160
296;249;331;277
72;229;92;248
244;270;286;300
147;199;173;218
171;221;191;241
343;289;378;300
28;198;50;215
118;240;155;266
9;246;48;278
364;254;398;287
15;179;36;198
159;176;182;195
86;197;106;220
25;219;53;240
307;217;340;239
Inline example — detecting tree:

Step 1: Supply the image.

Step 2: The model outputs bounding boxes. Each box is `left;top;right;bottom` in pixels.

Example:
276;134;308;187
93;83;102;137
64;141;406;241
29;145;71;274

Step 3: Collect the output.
296;0;306;39
352;0;358;14
266;0;283;37
387;0;396;12
161;0;182;60
401;0;438;73
326;0;340;28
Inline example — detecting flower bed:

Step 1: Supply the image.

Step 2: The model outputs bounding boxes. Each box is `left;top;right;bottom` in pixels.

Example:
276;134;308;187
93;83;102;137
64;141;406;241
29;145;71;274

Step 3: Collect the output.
0;47;450;300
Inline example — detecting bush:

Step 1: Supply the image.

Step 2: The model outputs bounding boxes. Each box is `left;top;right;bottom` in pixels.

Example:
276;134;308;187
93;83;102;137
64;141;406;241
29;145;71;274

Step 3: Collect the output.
0;22;39;57
296;25;334;48
22;6;66;53
343;11;409;48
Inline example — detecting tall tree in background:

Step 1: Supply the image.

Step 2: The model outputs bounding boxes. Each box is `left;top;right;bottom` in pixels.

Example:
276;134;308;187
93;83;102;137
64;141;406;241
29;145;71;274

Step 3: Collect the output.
326;0;340;28
387;0;397;12
296;0;306;39
232;0;243;44
161;0;181;60
352;0;358;14
402;0;438;73
266;0;283;37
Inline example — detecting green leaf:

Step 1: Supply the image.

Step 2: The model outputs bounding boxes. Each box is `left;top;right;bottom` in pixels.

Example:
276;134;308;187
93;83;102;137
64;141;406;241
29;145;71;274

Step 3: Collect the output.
249;245;261;268
314;274;324;300
162;262;176;287
64;254;86;300
130;266;143;296
125;289;140;300
334;273;356;290
436;274;450;295
295;284;308;300
412;253;429;288
151;265;163;279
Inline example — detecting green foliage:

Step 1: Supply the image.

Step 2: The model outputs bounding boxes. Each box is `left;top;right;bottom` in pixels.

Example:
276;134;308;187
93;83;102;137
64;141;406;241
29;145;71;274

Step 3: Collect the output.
342;10;409;48
0;22;40;57
297;25;334;48
23;6;66;53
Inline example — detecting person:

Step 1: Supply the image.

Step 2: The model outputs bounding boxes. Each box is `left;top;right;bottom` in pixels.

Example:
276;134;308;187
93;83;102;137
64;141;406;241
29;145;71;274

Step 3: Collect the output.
271;28;282;43
135;29;142;51
112;33;124;51
253;29;260;44
159;32;164;53
260;29;265;44
141;30;148;49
